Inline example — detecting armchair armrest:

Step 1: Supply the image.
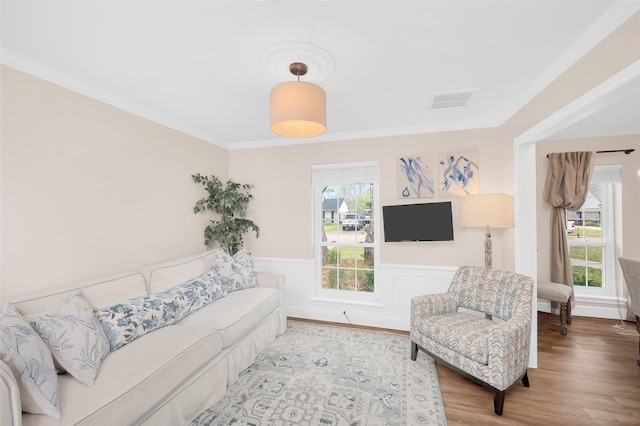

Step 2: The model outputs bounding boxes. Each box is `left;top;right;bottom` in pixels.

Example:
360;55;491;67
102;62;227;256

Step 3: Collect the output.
487;316;531;390
411;293;457;320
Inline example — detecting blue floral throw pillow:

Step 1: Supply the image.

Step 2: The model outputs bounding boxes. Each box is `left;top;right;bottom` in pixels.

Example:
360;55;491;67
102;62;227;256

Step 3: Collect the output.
26;292;110;387
212;248;257;293
0;303;61;419
96;266;226;352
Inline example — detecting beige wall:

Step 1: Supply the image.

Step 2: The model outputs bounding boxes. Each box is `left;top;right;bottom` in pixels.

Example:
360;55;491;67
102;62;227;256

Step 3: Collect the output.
229;128;515;269
1;66;228;297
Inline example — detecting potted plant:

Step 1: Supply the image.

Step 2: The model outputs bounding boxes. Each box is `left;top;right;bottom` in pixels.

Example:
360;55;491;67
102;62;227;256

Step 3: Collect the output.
192;173;259;255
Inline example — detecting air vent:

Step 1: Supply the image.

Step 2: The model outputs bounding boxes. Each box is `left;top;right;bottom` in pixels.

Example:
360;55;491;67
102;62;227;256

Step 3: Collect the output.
430;89;476;109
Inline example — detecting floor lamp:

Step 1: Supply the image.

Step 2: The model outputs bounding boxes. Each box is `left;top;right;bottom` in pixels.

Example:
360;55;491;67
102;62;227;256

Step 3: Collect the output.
460;194;514;269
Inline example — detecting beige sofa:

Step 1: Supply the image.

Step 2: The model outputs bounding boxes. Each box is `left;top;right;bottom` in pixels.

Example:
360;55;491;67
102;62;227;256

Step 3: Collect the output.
1;249;286;426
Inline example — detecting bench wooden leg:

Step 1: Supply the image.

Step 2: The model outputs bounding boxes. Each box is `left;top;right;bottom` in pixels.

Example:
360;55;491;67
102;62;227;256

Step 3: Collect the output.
560;302;568;335
635;316;640;368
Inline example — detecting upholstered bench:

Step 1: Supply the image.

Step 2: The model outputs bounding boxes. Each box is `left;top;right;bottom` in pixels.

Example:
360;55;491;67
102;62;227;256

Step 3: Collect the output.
537;281;572;335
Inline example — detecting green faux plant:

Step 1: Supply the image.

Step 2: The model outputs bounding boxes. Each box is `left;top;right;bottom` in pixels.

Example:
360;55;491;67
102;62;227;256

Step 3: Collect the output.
192;173;259;255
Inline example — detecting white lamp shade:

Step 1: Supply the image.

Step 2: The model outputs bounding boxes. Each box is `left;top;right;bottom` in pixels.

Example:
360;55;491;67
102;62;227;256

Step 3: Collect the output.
271;81;326;138
460;193;514;229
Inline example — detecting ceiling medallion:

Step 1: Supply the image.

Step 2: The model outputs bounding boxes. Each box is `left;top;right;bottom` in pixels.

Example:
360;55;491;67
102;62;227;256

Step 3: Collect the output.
261;42;335;83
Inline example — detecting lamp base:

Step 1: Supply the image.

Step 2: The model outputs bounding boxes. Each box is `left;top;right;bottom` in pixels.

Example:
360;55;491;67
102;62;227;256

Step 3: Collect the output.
484;226;492;269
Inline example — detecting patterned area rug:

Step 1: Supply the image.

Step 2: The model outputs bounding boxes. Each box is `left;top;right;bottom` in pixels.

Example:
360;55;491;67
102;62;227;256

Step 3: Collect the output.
191;320;447;425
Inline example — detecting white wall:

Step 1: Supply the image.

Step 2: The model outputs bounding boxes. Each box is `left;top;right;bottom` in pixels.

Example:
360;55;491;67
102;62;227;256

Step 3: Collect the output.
254;257;457;330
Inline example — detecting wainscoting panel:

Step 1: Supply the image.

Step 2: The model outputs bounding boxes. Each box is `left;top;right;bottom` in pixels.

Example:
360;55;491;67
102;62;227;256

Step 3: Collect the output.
252;257;313;306
254;257;457;331
382;264;457;318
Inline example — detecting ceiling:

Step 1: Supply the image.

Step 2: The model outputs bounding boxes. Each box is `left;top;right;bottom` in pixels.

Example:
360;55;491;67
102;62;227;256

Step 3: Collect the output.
2;1;639;150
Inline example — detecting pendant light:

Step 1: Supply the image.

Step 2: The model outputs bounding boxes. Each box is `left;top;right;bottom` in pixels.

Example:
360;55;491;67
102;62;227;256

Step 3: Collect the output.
271;62;326;138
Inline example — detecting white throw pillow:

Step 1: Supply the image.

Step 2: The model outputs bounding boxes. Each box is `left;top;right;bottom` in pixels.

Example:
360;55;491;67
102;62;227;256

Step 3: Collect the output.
26;292;110;387
0;303;61;419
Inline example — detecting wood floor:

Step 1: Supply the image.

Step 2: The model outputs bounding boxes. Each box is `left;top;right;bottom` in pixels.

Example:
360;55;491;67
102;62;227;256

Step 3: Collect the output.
437;316;640;425
290;316;640;425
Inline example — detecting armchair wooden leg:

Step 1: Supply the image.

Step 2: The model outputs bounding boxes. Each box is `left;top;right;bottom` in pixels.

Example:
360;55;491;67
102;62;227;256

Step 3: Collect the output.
410;341;418;361
521;371;530;387
493;389;505;416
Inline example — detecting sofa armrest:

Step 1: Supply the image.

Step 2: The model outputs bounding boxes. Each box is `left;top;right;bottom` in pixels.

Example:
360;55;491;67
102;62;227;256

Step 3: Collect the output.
487;316;531;389
254;271;285;292
1;360;22;426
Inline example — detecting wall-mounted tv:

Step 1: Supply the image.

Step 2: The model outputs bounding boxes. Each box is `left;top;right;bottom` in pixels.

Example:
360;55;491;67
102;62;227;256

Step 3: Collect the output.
382;201;454;242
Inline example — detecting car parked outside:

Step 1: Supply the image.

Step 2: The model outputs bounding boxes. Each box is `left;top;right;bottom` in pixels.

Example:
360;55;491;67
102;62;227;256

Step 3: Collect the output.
341;213;366;231
567;220;576;233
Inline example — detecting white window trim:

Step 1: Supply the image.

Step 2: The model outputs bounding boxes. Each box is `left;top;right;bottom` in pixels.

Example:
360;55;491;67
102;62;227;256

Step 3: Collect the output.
571;166;619;300
312;161;380;303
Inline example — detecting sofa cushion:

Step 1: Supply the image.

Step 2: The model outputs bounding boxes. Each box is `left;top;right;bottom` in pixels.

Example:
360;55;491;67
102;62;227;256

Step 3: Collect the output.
0;303;61;419
176;287;280;348
26;292;110;387
21;325;224;426
420;312;494;365
95;269;226;352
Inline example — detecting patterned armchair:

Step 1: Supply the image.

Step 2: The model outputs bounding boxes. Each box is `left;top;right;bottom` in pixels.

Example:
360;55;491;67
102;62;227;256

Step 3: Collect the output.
410;266;534;415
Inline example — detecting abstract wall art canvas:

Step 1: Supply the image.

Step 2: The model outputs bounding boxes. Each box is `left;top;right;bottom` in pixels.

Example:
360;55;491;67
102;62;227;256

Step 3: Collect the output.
397;154;435;199
438;151;479;197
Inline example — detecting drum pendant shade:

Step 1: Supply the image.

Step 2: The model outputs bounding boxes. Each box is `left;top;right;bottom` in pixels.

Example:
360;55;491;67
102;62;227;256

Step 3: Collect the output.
270;63;327;138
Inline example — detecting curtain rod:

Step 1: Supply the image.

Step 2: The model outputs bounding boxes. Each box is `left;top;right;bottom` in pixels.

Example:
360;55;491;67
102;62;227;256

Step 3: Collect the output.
596;149;635;155
547;149;635;158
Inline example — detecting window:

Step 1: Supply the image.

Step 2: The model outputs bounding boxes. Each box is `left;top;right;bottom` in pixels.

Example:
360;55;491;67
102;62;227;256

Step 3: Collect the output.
312;162;378;296
567;165;620;296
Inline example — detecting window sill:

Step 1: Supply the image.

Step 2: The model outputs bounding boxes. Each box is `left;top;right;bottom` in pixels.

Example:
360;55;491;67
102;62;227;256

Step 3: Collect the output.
574;292;627;306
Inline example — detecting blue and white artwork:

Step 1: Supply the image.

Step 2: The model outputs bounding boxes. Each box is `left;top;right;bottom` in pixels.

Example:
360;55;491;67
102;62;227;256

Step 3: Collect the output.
438;151;479;197
397;155;435;198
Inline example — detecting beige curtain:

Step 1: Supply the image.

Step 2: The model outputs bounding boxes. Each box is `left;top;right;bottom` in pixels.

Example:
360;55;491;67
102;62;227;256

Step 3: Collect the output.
542;152;596;299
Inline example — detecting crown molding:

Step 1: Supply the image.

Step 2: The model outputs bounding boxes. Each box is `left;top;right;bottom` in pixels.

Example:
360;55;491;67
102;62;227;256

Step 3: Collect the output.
227;120;500;151
2;2;636;152
497;1;640;126
1;48;230;150
515;60;640;145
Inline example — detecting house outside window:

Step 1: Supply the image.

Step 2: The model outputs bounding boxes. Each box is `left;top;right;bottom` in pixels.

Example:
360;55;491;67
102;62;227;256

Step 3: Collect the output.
322;198;348;224
567;165;620;298
312;162;379;298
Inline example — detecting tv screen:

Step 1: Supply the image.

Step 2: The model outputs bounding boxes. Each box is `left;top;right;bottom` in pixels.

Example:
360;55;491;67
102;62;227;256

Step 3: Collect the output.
382;202;454;242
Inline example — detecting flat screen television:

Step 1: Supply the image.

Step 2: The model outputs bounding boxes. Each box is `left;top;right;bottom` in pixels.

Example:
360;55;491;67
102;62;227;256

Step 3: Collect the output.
382;201;454;242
